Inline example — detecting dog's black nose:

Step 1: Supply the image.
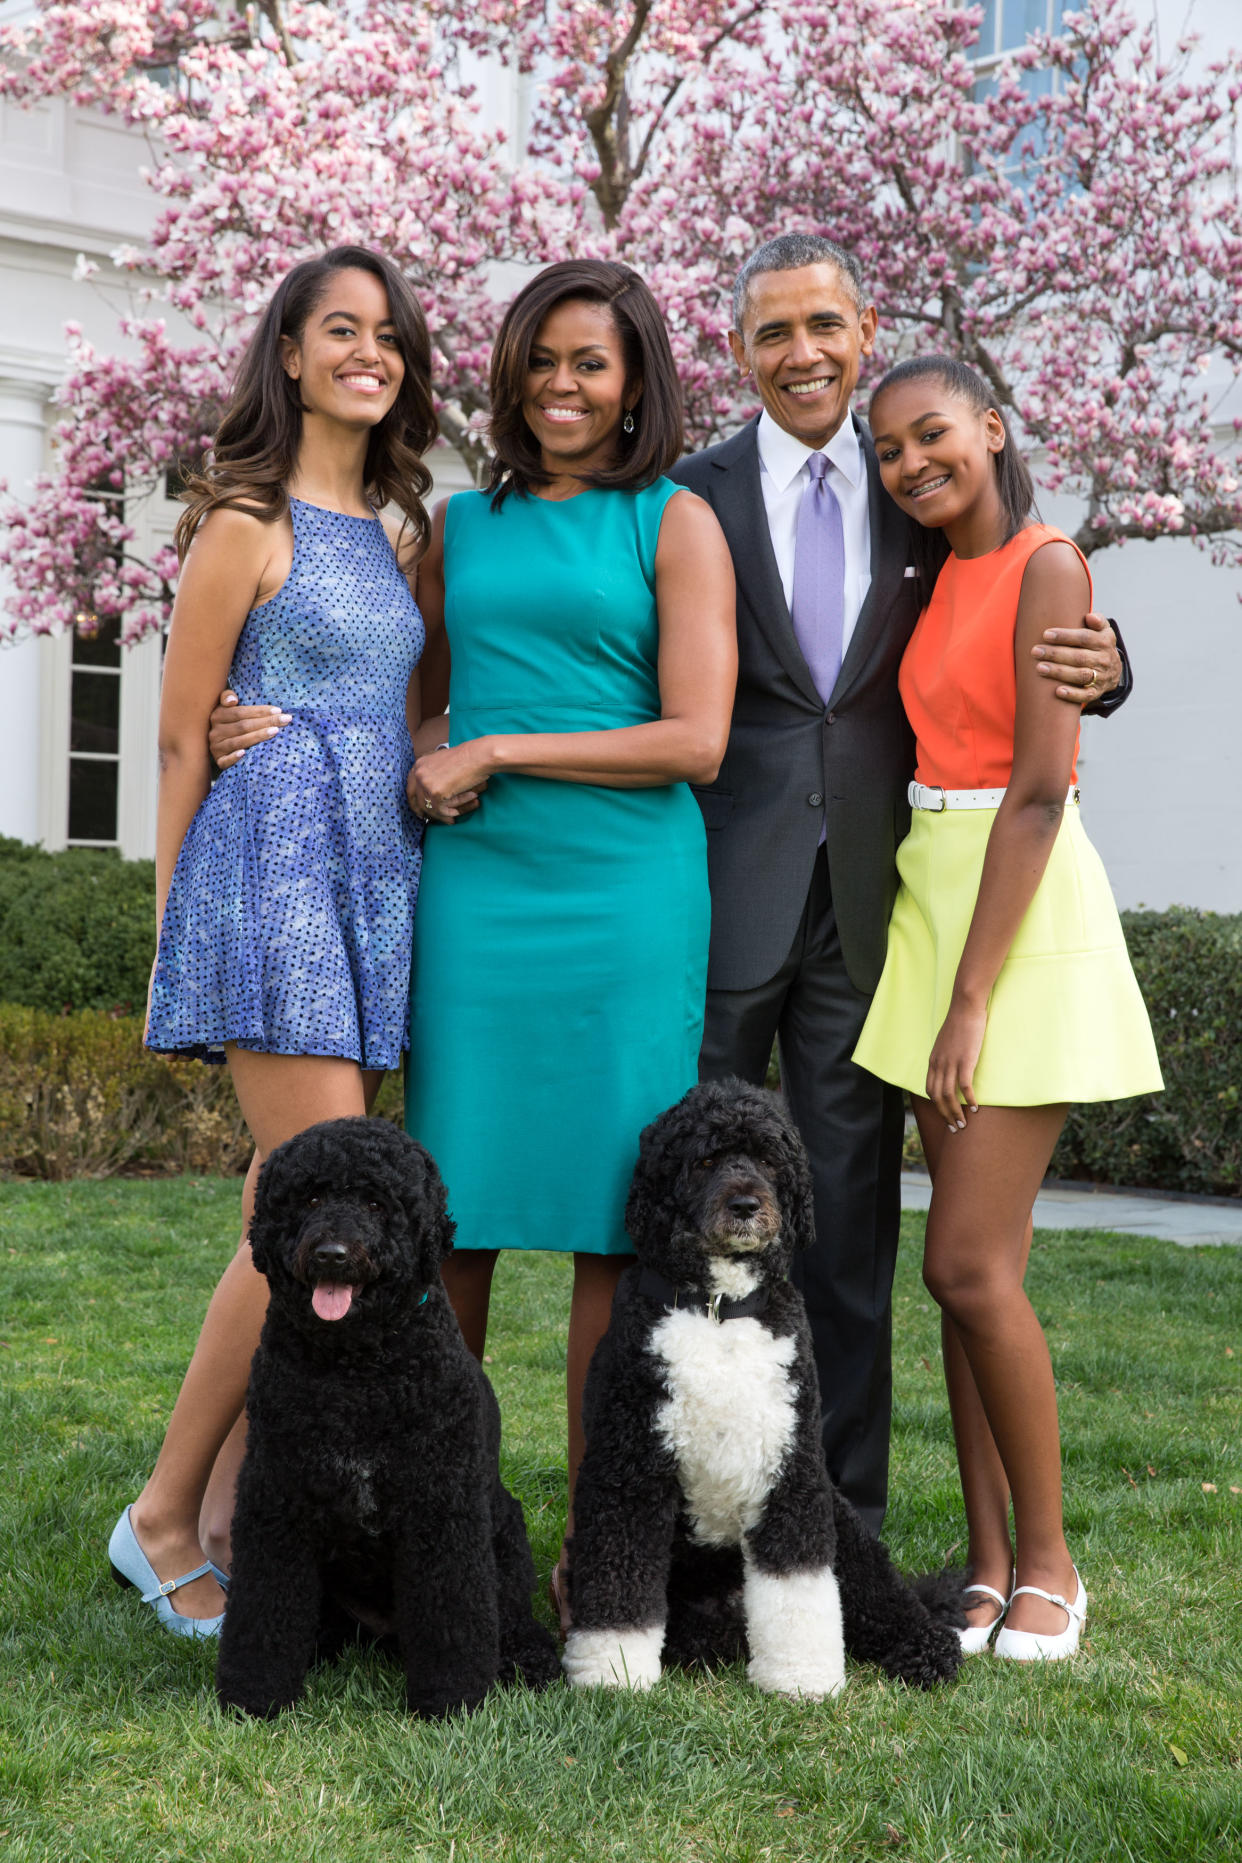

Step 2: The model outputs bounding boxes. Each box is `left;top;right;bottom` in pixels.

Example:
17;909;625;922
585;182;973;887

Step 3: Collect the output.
309;1239;350;1272
727;1194;762;1217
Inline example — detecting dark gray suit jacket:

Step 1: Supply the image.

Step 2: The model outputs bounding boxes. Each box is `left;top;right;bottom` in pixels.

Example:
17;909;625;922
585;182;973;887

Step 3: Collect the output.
670;415;921;998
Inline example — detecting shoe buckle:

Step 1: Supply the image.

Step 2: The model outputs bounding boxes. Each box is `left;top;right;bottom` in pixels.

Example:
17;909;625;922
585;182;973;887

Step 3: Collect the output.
157;1578;177;1596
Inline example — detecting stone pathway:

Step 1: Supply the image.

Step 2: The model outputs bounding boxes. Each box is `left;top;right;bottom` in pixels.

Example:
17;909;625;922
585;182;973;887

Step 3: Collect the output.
901;1173;1242;1247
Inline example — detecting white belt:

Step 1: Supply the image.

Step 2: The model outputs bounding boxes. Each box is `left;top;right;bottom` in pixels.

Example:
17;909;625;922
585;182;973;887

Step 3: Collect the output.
909;781;1080;812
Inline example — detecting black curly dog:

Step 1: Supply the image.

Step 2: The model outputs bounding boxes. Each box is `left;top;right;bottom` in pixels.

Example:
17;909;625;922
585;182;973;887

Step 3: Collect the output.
215;1117;560;1720
564;1080;964;1696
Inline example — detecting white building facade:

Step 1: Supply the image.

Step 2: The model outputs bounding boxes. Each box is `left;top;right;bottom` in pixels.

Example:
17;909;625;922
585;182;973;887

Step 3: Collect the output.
0;3;1239;902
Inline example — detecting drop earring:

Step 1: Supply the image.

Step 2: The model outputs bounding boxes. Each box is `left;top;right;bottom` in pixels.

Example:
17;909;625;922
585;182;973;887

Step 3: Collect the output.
622;410;635;435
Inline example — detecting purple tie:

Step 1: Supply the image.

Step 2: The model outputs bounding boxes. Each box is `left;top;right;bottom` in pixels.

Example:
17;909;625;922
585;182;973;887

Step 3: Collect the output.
790;451;845;704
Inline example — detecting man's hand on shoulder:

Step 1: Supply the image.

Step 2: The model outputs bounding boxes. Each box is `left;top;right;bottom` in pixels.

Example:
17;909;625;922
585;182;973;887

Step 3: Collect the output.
1031;610;1122;708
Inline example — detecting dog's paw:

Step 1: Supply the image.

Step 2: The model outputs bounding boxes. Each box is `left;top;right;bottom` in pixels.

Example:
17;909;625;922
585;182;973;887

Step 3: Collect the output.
744;1563;846;1700
745;1640;848;1701
562;1624;665;1690
405;1681;491;1720
216;1686;297;1721
879;1620;964;1689
506;1627;563;1692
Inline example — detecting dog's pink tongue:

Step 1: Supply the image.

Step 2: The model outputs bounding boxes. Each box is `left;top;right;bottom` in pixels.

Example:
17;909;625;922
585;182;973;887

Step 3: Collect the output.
312;1283;356;1322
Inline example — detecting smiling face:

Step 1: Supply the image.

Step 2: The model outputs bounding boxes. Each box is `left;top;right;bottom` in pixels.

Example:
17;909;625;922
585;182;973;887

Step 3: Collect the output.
868;376;1007;549
280;265;405;430
729;262;877;449
521;298;638;484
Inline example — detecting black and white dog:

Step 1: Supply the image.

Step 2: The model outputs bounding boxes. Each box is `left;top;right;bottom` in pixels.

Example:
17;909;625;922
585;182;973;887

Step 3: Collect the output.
563;1080;963;1697
215;1117;560;1720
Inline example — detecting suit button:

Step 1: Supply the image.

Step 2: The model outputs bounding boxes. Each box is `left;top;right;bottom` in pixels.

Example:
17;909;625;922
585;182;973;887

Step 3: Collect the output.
808;792;824;807
826;711;837;724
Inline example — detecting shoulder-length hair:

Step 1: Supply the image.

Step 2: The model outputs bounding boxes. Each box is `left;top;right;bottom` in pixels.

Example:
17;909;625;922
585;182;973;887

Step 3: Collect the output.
174;246;437;563
867;354;1037;600
486;260;683;507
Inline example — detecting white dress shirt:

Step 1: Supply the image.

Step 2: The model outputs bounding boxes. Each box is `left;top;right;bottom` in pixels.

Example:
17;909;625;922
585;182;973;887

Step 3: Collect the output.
756;409;872;660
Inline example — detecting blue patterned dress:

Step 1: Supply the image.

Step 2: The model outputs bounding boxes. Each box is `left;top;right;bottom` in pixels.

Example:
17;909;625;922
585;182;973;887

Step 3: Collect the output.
147;497;424;1069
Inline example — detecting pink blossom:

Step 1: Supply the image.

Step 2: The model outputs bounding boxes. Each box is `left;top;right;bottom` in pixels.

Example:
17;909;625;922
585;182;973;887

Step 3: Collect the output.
1;0;1240;639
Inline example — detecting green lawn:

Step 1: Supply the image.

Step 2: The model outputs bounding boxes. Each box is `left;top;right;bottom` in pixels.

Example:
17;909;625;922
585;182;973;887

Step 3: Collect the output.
1;1177;1239;1862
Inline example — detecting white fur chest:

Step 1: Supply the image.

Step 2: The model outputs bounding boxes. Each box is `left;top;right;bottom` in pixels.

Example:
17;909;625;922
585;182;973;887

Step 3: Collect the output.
651;1309;797;1547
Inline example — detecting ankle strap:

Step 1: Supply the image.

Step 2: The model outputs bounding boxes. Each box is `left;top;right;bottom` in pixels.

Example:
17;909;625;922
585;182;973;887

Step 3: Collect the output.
140;1559;215;1604
1009;1580;1084;1623
963;1582;1009;1611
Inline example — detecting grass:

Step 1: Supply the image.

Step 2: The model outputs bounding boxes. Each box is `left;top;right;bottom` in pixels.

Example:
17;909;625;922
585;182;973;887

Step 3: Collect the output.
0;1177;1240;1863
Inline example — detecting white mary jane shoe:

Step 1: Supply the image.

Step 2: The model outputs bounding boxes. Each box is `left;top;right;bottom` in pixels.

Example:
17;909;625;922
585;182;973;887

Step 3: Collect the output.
957;1580;1010;1655
993;1568;1086;1662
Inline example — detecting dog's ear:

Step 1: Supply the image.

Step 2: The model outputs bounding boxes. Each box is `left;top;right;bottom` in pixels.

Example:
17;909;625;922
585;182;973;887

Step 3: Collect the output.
776;1124;817;1253
624;1098;685;1250
623;1144;654;1250
246;1140;298;1280
625;1084;715;1251
403;1140;456;1273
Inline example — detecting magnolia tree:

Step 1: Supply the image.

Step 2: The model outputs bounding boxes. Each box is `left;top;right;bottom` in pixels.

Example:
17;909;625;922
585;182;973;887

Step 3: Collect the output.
1;0;1240;642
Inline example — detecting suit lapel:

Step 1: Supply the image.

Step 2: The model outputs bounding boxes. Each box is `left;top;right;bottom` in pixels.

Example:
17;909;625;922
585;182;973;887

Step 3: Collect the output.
829;424;910;708
709;419;822;707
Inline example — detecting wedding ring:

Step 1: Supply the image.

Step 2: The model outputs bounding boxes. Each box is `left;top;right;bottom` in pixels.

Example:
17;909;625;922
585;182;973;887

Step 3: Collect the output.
1088;669;1098;688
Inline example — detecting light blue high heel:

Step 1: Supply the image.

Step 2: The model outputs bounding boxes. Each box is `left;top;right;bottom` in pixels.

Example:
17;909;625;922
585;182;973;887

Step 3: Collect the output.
108;1506;225;1639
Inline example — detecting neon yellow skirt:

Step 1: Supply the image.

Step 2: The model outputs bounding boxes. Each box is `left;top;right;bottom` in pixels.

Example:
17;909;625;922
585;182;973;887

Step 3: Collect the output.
853;803;1163;1106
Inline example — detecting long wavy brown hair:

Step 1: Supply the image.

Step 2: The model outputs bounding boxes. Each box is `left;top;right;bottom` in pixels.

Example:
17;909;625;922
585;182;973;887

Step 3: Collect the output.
174;247;437;562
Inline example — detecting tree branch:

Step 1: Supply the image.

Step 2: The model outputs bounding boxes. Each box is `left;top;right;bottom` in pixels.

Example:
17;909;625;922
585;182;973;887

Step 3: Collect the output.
1072;503;1242;556
255;0;298;70
583;0;654;228
436;401;492;488
632;2;768;183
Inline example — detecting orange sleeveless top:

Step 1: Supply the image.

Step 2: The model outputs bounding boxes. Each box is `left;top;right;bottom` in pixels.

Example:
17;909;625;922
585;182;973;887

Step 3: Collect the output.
899;524;1092;790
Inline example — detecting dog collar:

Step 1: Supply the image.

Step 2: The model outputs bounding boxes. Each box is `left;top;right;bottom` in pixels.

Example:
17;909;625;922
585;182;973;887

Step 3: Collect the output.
636;1266;770;1323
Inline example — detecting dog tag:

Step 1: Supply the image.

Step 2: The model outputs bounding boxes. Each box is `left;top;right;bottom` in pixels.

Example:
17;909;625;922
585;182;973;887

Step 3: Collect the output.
709;1291;724;1324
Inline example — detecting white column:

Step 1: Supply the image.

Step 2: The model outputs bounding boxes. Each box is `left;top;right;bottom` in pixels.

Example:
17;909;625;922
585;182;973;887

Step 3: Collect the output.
0;375;51;845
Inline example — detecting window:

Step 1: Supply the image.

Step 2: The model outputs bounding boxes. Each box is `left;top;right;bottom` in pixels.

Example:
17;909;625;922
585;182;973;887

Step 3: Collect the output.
975;0;1064;62
67;484;123;847
971;0;1067;177
67;614;122;845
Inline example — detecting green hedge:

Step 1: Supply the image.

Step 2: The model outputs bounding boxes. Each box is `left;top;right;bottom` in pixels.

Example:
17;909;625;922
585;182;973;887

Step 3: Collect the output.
1052;908;1241;1197
0;1005;250;1180
0;837;155;1016
0;839;1236;1194
898;909;1240;1198
0;1004;406;1181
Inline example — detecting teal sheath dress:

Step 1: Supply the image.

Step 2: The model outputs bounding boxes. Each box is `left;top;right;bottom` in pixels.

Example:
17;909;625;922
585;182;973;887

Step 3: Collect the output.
404;480;709;1254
